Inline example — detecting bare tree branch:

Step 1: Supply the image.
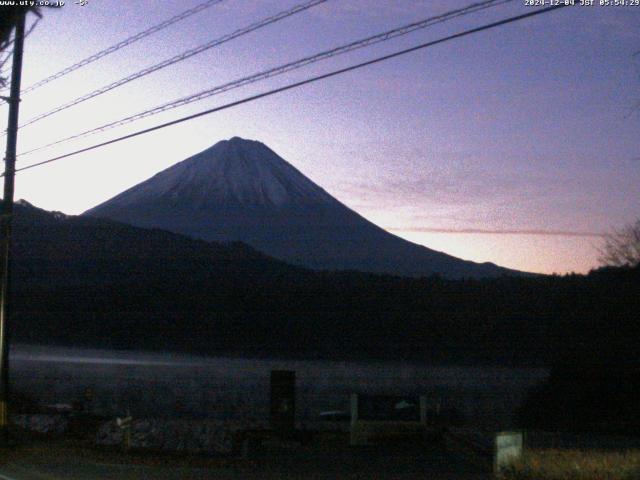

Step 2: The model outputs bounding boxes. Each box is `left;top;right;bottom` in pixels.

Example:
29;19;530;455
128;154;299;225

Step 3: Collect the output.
598;219;640;268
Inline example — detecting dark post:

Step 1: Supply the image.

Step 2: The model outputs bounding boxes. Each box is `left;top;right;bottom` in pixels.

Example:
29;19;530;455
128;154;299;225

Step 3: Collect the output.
0;12;26;440
270;370;296;437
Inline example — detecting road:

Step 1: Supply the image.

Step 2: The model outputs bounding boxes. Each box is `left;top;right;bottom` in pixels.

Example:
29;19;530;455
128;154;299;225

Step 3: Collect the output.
0;437;492;479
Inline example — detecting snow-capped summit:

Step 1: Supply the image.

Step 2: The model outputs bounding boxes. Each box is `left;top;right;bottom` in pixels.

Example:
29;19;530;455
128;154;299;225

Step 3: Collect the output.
97;137;335;210
86;137;519;278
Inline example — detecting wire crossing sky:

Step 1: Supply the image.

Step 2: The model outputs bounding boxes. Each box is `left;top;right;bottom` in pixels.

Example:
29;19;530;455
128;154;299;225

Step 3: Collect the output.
6;0;640;275
20;0;227;94
15;3;564;174
17;0;326;130
17;0;512;157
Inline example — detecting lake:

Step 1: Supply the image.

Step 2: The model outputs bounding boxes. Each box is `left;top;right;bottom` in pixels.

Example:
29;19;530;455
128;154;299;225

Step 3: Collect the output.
10;344;548;430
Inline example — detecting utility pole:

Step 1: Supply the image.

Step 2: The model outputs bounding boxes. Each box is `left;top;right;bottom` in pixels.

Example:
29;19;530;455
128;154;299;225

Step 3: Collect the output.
0;11;26;442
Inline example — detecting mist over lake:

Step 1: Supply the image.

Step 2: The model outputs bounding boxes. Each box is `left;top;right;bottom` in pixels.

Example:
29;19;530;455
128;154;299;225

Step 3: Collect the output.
11;344;548;430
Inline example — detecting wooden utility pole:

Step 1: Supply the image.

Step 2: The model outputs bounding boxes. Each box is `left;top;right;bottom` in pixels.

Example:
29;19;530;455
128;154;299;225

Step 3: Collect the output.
0;11;26;441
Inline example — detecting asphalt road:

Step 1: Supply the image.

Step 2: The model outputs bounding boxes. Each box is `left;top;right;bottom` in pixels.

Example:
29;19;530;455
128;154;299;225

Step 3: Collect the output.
0;437;492;479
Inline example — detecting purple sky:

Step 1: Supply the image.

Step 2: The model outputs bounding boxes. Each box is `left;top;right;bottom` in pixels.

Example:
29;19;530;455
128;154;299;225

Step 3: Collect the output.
3;0;639;274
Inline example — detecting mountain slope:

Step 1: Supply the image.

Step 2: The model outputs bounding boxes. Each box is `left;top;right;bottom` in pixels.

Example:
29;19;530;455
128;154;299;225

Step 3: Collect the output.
11;199;299;289
85;137;520;278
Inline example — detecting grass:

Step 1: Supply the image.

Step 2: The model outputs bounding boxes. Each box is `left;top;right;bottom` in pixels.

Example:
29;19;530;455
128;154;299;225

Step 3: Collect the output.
500;449;640;480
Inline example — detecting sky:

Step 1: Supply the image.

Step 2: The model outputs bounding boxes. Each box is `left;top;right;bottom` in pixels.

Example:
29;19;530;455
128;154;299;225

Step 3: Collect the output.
1;0;639;275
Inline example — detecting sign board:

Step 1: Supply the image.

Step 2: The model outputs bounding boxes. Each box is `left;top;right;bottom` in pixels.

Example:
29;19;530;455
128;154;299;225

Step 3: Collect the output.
494;431;523;472
270;370;296;436
357;395;421;422
350;394;427;446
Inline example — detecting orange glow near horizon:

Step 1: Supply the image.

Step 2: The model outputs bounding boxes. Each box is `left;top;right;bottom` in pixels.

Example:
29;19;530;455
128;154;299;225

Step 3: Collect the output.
390;229;602;275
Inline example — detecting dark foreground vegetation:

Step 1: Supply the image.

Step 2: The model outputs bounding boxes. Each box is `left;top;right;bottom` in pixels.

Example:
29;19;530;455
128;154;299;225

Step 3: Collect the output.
520;353;640;433
9;202;639;369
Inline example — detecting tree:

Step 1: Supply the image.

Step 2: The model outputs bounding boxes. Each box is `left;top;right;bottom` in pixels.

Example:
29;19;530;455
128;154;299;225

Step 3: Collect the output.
0;6;42;88
599;219;640;268
0;6;41;47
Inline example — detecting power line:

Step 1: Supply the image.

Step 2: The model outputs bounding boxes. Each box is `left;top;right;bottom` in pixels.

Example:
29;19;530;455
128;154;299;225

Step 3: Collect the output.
17;0;327;130
12;4;568;176
0;49;13;77
20;0;226;95
18;0;511;157
0;17;39;91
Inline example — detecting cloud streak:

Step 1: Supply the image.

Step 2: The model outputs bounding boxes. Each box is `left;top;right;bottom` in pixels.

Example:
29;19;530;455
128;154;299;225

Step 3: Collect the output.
387;226;606;237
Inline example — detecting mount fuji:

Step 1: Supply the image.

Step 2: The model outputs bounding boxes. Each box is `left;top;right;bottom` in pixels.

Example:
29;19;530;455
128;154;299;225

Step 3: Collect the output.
85;137;518;278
